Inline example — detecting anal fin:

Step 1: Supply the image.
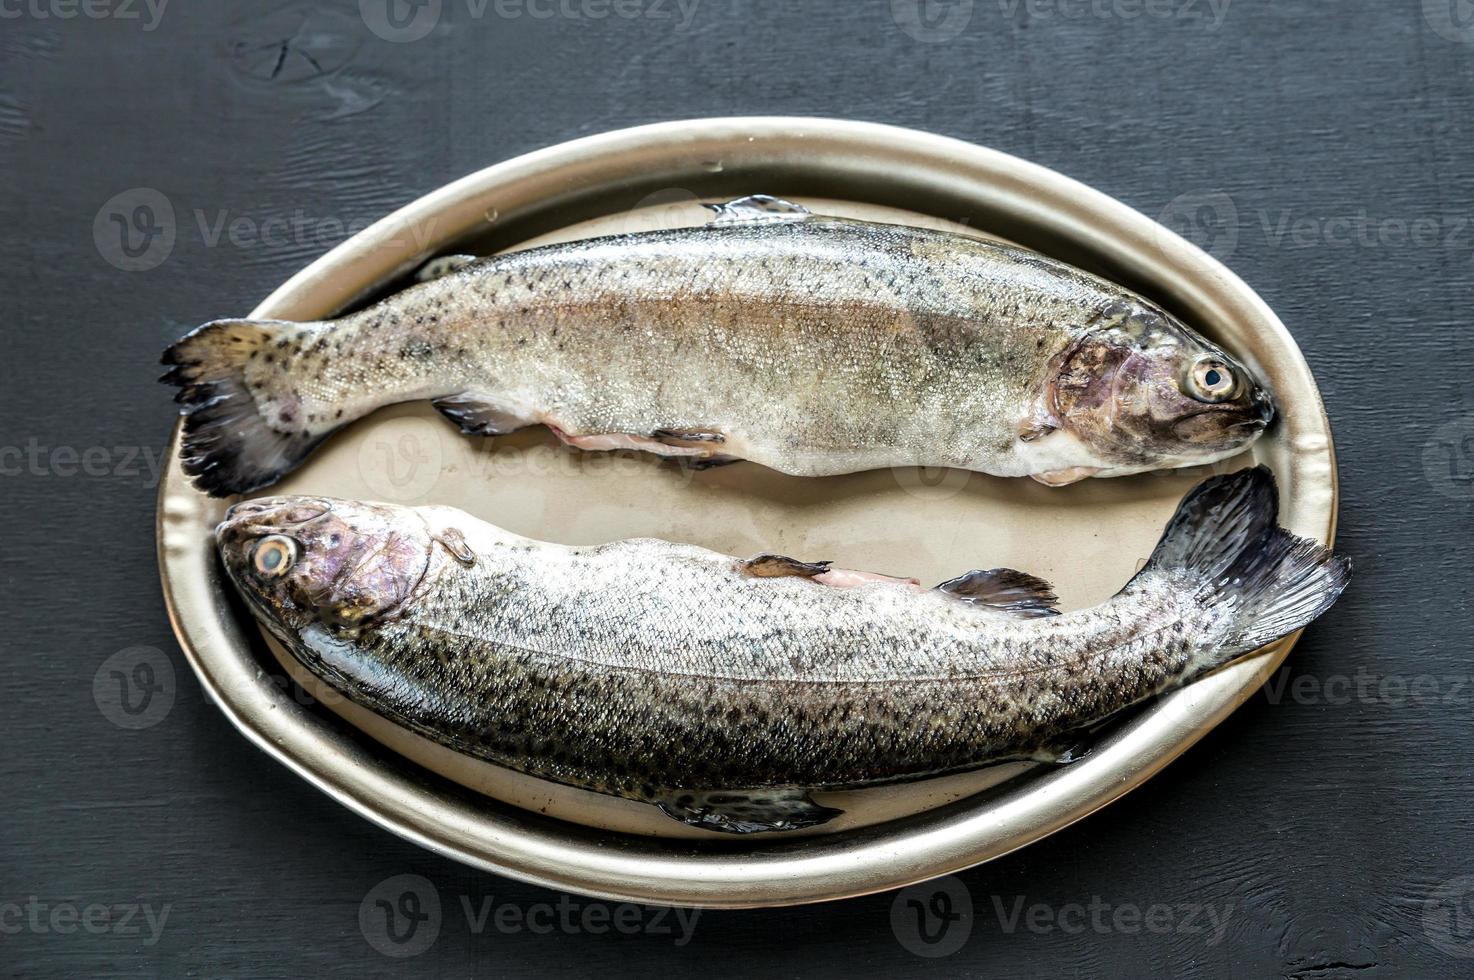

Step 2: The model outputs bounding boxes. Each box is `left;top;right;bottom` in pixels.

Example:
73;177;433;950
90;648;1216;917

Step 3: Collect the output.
432;393;536;436
654;788;841;835
549;425;733;463
936;568;1060;618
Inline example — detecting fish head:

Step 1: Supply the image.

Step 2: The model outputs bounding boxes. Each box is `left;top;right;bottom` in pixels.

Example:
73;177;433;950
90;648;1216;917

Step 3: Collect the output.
1048;303;1275;472
214;496;432;637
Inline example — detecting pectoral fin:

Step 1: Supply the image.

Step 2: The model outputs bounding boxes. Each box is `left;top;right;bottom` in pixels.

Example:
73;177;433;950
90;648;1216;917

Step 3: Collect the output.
1018;411;1060;442
936;568;1060;618
1031;466;1102;487
654;788;841;834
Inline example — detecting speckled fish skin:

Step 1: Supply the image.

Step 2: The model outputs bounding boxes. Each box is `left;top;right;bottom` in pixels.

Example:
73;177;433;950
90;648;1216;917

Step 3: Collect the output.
164;197;1274;496
215;467;1347;834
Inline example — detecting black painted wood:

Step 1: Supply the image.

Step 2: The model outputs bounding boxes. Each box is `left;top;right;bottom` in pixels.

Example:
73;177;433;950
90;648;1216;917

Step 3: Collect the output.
3;1;1471;976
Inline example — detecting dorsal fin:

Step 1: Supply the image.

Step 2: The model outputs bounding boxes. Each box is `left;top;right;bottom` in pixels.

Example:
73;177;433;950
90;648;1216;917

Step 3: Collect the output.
741;553;832;578
703;195;811;225
414;253;478;283
936;568;1060;618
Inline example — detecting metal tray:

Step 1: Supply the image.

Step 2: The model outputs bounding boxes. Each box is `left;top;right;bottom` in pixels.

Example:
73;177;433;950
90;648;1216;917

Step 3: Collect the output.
157;117;1337;908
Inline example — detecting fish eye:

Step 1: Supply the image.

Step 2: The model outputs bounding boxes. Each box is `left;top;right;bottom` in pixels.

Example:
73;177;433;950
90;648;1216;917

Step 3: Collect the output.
1186;357;1238;403
252;535;298;578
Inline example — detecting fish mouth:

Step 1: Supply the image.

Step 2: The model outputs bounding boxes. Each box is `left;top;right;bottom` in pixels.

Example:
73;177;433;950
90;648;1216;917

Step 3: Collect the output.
1170;403;1273;447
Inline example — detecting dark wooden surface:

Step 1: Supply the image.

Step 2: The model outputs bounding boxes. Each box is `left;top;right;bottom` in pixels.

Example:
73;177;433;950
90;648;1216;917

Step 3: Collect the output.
4;1;1472;976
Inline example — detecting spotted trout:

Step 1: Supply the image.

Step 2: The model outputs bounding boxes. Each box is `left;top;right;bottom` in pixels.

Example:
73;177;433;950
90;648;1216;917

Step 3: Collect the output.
216;467;1346;834
165;196;1274;497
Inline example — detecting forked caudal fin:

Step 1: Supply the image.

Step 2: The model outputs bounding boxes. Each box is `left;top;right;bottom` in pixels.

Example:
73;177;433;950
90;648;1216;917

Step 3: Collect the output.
161;319;335;497
1136;466;1350;657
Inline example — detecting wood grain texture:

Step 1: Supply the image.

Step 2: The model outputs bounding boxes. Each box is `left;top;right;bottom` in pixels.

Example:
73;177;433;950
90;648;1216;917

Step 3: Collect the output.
2;1;1470;976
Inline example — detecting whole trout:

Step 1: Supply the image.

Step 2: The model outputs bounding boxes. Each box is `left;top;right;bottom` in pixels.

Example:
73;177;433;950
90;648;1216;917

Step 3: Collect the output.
216;467;1346;834
166;197;1273;496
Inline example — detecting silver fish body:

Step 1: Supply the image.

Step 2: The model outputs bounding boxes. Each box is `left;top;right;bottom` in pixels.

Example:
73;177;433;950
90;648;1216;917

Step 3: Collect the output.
216;467;1346;834
166;197;1273;497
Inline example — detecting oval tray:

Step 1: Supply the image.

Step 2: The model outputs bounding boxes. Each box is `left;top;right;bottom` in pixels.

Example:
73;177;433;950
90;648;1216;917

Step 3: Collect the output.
157;117;1337;908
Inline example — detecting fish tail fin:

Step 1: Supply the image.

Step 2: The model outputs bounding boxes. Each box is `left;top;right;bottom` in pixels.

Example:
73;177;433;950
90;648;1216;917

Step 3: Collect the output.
1137;465;1350;658
160;319;332;497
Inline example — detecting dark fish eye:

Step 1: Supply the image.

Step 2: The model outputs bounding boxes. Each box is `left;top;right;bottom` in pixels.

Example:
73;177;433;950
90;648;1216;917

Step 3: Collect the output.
252;535;298;578
1187;356;1238;403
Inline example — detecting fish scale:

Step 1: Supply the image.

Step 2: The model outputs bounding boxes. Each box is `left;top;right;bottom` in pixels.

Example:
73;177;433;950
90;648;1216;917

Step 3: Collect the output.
215;467;1348;834
164;197;1273;497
